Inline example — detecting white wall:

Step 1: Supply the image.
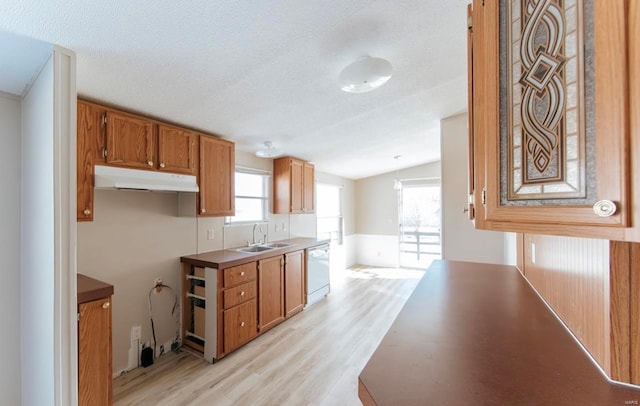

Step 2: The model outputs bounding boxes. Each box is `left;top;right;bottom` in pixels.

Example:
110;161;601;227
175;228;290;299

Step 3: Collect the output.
77;150;361;374
353;162;441;267
0;91;23;406
440;113;505;264
79;190;197;373
21;56;55;405
504;233;517;265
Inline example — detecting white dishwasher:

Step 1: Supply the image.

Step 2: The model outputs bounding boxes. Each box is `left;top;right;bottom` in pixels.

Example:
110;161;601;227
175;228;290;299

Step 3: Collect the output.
306;244;330;306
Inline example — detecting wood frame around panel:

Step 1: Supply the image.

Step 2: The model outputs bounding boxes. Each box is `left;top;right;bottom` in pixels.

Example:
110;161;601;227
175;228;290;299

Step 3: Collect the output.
471;0;488;229
478;0;631;230
626;0;640;242
466;3;476;221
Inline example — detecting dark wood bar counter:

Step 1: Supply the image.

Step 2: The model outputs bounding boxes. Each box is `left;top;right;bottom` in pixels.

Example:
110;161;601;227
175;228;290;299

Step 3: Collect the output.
77;273;114;304
358;260;640;405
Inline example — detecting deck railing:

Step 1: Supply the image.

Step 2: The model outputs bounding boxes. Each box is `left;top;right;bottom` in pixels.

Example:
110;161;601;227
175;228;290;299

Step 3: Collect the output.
400;229;441;260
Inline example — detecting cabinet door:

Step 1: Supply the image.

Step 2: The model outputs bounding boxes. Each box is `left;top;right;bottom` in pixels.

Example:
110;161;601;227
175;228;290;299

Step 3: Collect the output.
285;250;305;318
223;299;257;354
303;163;315;213
258;256;285;332
199;135;235;216
78;297;112;406
290;159;304;213
105;110;155;170
473;0;630;237
465;3;476;221
273;158;291;214
158;124;198;175
77;101;106;221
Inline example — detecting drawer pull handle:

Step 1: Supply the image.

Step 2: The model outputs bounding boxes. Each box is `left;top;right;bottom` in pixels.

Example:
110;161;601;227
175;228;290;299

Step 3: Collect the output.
240;271;245;276
240;291;245;296
147;160;154;167
102;302;110;309
240;321;245;327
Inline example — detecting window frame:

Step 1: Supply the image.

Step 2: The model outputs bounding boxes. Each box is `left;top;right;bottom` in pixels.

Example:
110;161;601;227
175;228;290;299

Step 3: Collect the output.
225;167;271;225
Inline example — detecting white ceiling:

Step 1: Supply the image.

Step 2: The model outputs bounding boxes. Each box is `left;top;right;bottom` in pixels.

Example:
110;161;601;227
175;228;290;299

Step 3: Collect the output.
0;0;469;179
0;30;52;96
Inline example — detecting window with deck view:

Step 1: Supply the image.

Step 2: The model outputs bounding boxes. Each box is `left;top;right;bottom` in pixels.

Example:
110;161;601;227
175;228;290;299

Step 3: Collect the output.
316;183;343;245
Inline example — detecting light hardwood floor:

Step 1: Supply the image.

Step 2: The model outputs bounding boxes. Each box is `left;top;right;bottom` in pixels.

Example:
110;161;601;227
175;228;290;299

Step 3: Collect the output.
113;265;424;406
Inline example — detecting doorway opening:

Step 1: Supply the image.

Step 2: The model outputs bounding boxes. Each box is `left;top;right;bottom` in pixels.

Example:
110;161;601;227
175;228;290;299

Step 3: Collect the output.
398;183;441;269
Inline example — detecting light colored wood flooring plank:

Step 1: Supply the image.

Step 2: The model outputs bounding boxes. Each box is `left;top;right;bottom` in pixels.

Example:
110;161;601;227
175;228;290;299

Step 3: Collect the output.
114;265;424;406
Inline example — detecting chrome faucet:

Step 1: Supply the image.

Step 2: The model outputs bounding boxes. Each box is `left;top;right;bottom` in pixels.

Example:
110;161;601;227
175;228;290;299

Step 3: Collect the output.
252;223;265;245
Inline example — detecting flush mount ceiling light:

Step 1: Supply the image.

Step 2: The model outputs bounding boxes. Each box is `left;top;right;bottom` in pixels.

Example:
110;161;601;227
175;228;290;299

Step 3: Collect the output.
339;56;393;93
255;141;282;158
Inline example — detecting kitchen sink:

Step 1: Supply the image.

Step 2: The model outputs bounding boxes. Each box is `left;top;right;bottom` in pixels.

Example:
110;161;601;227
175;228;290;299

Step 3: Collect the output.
234;242;295;253
261;242;294;248
236;245;275;253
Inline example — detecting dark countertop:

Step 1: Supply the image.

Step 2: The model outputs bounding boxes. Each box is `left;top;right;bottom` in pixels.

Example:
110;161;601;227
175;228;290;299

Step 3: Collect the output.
77;274;114;304
359;260;640;406
180;237;329;269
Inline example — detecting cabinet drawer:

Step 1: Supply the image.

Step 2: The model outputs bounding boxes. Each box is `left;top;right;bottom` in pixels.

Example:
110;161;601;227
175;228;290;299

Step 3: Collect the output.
223;280;257;309
223;299;257;353
223;262;256;288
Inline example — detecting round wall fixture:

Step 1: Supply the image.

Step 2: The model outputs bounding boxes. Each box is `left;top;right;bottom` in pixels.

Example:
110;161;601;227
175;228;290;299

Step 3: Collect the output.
339;56;393;93
255;141;281;158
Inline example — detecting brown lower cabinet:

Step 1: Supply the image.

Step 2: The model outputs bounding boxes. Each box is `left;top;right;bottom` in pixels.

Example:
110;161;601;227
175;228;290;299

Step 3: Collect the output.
284;250;305;318
258;256;285;332
78;296;112;406
181;249;311;361
223;299;258;353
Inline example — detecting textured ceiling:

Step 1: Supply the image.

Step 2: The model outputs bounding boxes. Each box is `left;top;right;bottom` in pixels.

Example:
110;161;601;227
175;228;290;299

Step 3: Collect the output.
0;0;469;179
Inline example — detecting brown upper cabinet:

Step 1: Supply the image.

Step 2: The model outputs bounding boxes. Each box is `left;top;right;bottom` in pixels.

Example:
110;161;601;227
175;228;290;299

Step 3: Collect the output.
76;99;234;221
273;157;315;214
157;124;199;175
77;101;106;221
198;135;235;217
468;0;640;241
105;110;155;170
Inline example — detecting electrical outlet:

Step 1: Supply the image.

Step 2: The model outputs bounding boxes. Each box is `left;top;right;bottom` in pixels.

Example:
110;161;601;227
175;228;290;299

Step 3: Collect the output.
131;325;141;341
274;224;279;232
207;229;215;240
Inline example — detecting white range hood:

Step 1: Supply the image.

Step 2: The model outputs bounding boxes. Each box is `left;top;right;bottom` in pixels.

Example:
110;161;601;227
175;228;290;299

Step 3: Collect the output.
94;165;199;193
